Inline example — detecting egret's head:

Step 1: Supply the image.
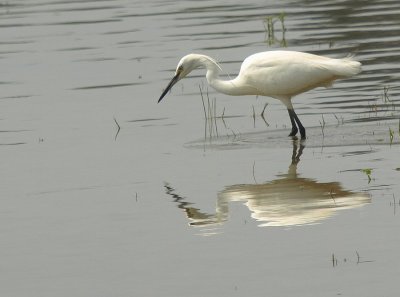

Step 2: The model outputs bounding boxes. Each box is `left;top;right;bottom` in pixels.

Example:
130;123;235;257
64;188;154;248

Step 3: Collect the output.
158;54;213;103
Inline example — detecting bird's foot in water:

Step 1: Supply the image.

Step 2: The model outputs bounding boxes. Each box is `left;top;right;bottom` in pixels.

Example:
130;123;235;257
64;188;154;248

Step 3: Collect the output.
299;127;306;139
288;127;298;137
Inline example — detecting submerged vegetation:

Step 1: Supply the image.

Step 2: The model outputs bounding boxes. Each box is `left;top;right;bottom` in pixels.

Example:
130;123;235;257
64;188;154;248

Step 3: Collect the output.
389;127;394;144
263;12;287;47
369;85;398;115
332;251;373;267
198;86;270;142
361;168;373;183
199;85;219;139
319;114;326;138
113;117;121;140
193;79;399;146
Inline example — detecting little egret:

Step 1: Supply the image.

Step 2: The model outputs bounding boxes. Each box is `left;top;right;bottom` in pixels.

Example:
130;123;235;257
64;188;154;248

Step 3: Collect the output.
158;51;361;138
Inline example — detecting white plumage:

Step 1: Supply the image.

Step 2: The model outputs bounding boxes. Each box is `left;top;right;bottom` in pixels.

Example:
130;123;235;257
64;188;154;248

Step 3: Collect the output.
158;50;361;138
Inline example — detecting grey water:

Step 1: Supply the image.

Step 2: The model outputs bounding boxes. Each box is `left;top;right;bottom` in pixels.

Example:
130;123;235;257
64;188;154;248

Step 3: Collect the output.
1;1;400;296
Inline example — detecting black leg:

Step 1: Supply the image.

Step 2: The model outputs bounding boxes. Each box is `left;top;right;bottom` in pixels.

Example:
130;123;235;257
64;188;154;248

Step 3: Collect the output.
287;109;298;136
288;109;306;139
293;111;306;139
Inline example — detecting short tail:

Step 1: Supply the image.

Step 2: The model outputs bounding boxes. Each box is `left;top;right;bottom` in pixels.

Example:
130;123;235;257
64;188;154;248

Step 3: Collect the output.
329;56;362;77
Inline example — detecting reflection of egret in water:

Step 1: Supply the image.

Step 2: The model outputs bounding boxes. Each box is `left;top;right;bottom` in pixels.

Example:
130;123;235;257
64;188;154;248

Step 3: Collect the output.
164;140;370;230
164;183;228;228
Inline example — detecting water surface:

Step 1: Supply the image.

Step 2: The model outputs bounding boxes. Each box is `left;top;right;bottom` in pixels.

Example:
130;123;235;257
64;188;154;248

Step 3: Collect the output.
1;1;400;296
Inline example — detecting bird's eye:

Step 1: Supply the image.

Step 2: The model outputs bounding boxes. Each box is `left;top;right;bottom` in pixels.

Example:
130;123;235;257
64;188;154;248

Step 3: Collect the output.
177;66;183;73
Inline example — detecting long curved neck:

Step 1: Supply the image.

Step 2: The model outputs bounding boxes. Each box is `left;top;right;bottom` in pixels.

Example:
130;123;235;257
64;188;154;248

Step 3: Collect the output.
201;56;243;96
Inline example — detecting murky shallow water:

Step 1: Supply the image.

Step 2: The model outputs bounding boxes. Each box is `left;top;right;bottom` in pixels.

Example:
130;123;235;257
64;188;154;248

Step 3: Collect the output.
1;1;400;296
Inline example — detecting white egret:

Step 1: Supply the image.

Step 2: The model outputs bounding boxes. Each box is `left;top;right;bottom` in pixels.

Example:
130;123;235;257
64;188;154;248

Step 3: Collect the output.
158;51;361;138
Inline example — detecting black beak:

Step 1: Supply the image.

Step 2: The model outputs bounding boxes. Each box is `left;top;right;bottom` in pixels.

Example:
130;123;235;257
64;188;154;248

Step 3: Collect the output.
158;73;180;103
